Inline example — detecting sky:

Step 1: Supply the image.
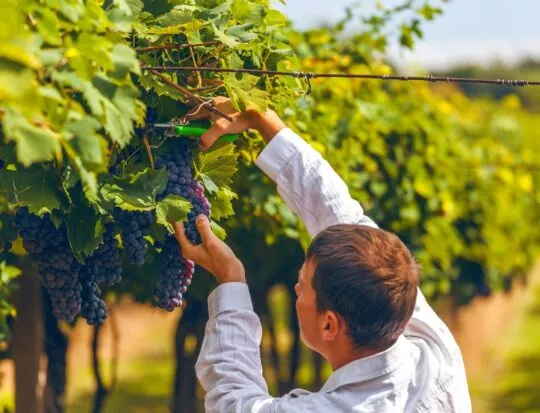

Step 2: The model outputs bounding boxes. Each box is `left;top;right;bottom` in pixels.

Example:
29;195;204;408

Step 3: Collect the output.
273;0;540;70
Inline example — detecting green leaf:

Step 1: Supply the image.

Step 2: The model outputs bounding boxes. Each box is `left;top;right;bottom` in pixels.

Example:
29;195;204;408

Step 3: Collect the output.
34;7;62;46
52;71;105;116
194;144;238;194
157;7;195;26
67;199;105;262
76;33;114;71
65;117;108;172
0;42;42;69
2;109;60;167
103;98;132;147
155;195;192;229
145;21;206;34
0;166;68;215
111;43;141;77
57;0;84;22
100;168;168;211
208;187;237;220
0;63;35;101
226;23;258;42
211;220;227;240
112;0;143;16
211;22;239;48
223;73;269;112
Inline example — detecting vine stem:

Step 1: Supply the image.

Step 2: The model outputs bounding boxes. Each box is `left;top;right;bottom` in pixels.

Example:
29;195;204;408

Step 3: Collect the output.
146;69;233;122
187;42;202;88
143;133;155;170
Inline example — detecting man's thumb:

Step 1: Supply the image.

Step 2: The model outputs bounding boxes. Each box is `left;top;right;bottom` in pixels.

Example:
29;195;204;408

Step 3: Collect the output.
195;215;214;245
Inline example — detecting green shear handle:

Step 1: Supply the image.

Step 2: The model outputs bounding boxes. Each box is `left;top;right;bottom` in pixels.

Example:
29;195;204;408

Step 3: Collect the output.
173;125;239;142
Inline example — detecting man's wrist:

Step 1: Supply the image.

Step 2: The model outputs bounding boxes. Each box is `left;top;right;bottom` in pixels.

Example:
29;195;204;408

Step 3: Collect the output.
215;259;246;284
217;274;247;284
248;109;287;144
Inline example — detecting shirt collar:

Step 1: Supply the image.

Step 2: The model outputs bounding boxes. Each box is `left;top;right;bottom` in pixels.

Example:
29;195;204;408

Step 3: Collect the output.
320;335;412;392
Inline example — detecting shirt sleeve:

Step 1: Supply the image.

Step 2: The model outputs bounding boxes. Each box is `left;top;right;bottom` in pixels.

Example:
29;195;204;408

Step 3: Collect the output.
255;128;377;237
195;282;324;413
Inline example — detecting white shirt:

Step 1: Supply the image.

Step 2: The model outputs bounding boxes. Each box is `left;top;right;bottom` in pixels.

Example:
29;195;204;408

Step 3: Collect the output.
195;128;472;413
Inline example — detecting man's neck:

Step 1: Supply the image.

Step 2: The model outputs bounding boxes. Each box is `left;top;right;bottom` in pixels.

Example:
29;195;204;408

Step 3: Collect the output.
326;344;384;371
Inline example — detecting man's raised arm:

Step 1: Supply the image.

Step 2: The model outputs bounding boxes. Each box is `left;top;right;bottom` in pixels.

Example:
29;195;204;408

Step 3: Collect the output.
255;127;377;237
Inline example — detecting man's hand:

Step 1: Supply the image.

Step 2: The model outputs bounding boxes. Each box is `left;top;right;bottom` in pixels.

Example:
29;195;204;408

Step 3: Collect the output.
185;97;286;150
173;215;246;284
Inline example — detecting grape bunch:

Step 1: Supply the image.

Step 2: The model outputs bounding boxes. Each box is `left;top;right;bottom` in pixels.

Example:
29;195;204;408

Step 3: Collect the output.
115;209;154;266
155;235;194;311
153;139;210;309
156;140;211;244
80;281;108;326
15;208;82;322
183;180;211;245
79;224;122;325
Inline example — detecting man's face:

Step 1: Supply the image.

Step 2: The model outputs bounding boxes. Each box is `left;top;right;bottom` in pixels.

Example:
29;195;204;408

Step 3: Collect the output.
294;259;323;352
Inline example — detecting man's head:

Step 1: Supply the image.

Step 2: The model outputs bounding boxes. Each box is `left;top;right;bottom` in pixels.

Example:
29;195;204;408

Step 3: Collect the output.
294;224;419;365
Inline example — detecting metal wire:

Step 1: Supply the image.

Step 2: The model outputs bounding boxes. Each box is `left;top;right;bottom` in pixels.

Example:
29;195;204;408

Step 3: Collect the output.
141;65;540;87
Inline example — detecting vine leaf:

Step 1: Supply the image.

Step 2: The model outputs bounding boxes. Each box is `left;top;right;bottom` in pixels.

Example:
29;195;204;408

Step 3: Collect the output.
223;73;268;112
100;168;168;210
208;187;237;220
155;195;192;230
0;166;68;215
194;143;238;194
211;221;226;240
67;200;105;263
2;109;60;167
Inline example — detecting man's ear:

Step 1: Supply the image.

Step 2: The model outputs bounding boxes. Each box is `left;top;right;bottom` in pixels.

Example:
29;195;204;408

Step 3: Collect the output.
321;310;340;341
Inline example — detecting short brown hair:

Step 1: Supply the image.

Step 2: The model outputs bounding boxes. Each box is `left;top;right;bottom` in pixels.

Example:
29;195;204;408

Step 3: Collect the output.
306;224;419;350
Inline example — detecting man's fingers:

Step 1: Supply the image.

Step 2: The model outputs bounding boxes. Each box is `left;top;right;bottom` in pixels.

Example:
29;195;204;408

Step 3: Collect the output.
195;215;216;247
199;119;229;150
173;222;198;260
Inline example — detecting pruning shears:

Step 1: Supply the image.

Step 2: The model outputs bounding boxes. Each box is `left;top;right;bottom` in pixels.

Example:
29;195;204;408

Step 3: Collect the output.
152;123;239;143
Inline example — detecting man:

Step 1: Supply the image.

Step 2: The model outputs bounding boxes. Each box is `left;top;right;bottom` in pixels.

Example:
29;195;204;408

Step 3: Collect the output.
173;99;472;412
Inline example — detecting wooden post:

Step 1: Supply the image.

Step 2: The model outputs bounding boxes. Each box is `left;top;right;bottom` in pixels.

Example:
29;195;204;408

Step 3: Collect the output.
11;260;44;413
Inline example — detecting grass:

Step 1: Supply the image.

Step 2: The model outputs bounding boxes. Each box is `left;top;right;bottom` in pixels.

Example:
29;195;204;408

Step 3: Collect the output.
474;279;540;413
67;356;173;413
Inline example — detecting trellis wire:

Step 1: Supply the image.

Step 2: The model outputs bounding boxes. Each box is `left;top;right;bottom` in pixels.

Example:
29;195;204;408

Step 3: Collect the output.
141;65;540;88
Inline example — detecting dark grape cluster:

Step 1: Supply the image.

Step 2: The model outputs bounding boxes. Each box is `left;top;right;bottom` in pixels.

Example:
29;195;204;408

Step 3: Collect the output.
155;235;194;311
184;180;211;245
15;208;82;322
80;281;108;326
115;209;154;266
153;139;210;309
156;140;211;244
79;224;122;325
